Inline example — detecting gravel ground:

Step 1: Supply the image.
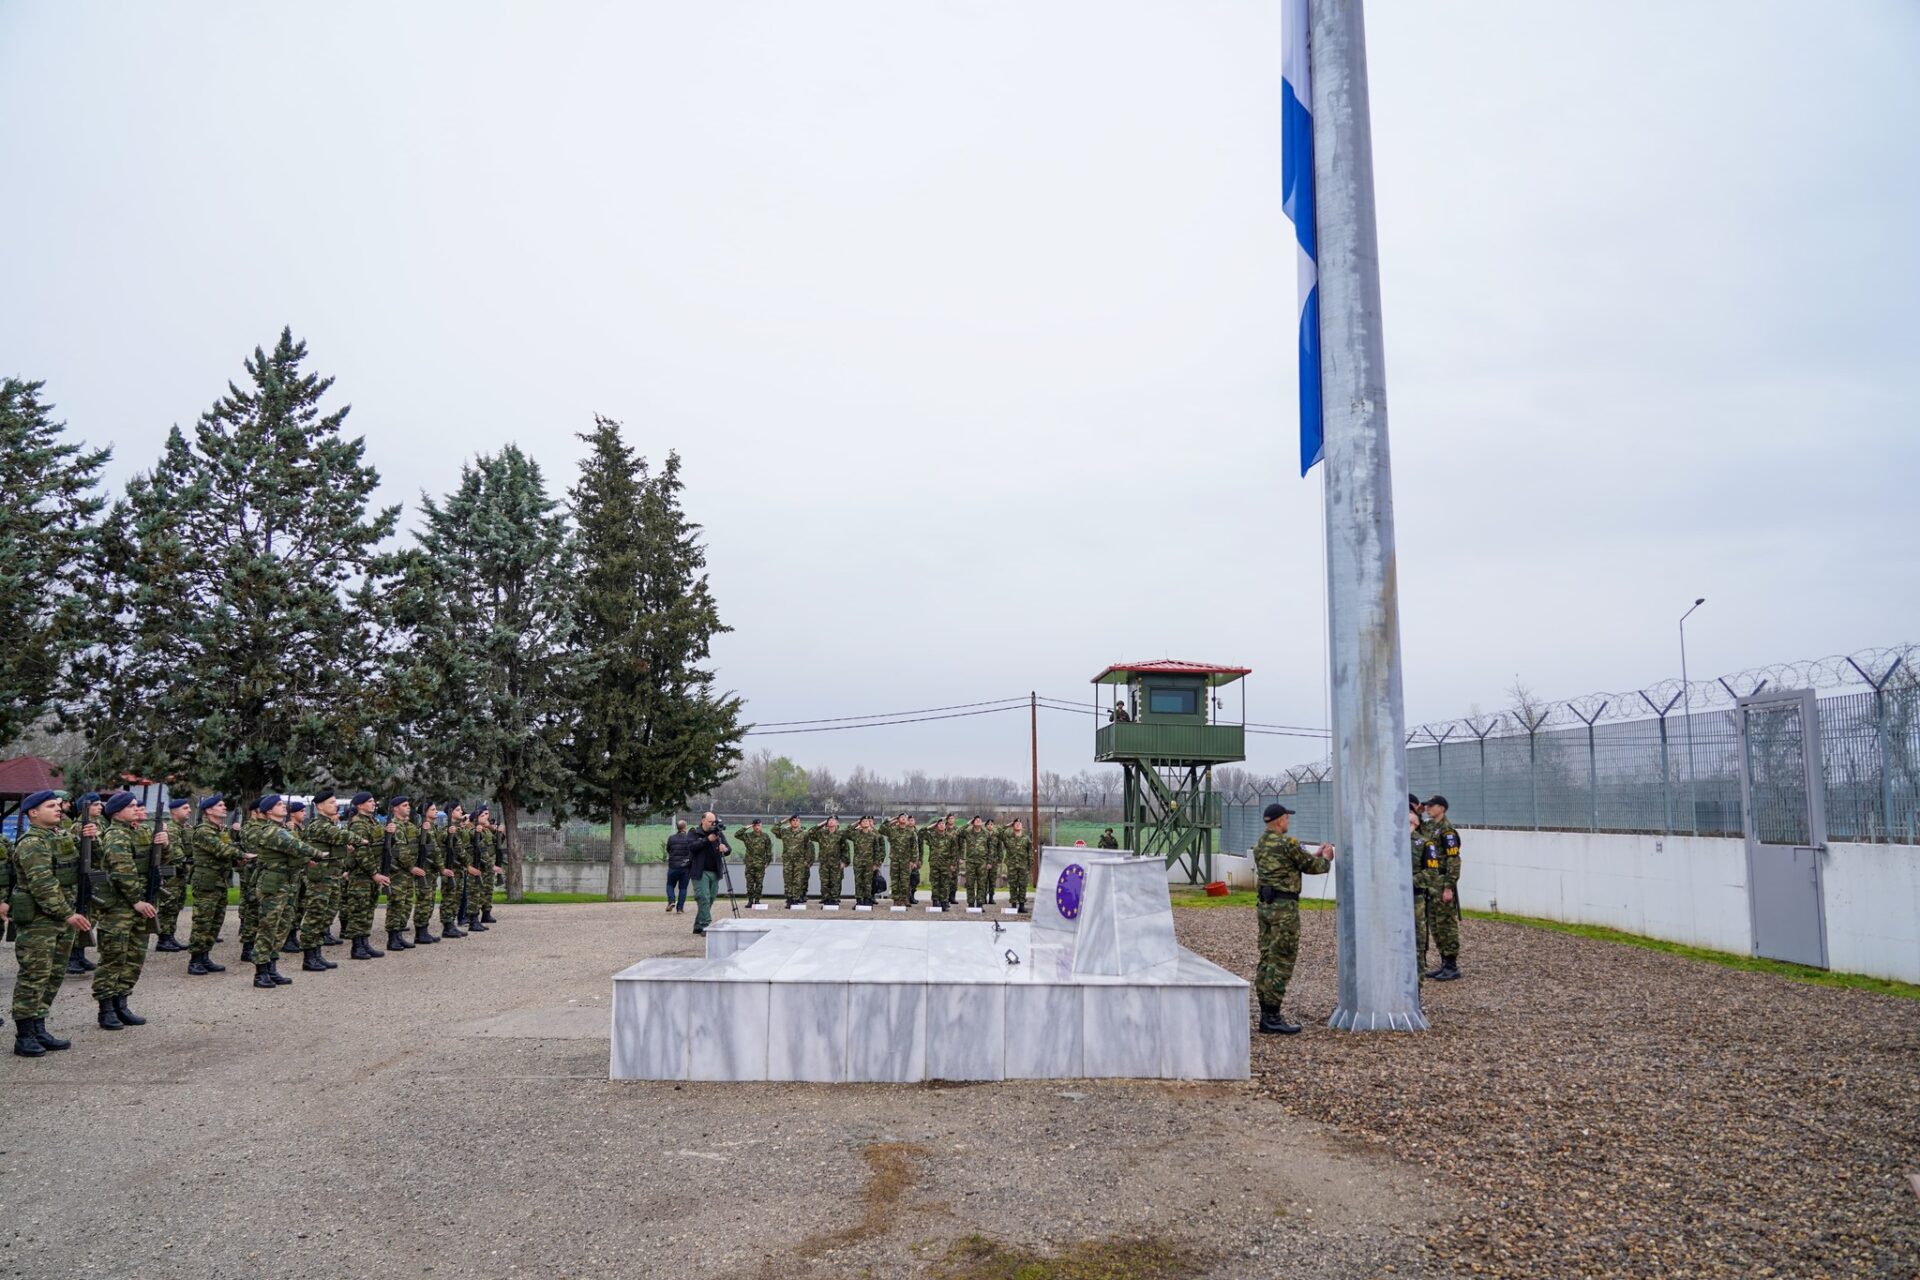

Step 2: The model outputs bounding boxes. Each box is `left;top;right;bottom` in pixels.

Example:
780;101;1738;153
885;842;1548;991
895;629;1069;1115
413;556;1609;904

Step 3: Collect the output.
1177;907;1920;1278
0;903;1439;1280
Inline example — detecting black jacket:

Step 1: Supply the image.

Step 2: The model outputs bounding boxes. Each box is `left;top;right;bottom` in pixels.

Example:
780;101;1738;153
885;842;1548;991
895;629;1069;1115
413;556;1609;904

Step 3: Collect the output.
665;831;695;870
688;826;730;879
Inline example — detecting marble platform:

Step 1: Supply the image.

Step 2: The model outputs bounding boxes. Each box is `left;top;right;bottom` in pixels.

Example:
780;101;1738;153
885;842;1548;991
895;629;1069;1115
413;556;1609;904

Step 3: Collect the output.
610;847;1249;1083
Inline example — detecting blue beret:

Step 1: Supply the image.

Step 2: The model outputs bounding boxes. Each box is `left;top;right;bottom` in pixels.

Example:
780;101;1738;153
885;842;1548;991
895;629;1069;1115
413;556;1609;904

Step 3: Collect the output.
198;793;225;812
167;795;192;811
312;789;335;805
388;795;410;809
473;804;489;816
102;792;137;817
287;800;307;814
79;791;101;805
21;789;59;813
257;794;283;812
351;790;374;806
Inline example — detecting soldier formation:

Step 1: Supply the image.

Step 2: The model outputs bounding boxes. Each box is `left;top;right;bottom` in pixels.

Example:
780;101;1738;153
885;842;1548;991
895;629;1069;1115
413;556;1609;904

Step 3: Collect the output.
732;812;1034;915
4;786;506;1058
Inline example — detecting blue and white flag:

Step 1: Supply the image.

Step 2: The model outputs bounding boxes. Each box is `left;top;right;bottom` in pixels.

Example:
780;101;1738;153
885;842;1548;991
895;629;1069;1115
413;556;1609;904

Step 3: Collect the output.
1282;0;1322;476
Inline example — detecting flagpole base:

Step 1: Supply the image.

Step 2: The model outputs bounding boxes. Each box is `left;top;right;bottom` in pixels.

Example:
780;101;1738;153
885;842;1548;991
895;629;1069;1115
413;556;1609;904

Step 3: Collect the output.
1327;1006;1429;1032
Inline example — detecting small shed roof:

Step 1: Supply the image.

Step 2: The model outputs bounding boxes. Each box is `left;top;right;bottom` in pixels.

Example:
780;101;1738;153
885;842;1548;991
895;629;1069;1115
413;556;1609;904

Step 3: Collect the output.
1091;659;1251;688
0;756;64;799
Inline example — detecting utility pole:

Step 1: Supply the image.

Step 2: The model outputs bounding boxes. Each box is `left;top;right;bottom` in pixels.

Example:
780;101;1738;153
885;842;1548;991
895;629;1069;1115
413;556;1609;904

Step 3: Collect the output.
1680;598;1705;835
1030;691;1041;887
1311;0;1425;1031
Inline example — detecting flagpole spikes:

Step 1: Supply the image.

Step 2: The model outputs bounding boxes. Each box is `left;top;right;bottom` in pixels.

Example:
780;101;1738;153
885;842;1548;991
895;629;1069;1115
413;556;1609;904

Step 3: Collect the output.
1296;0;1426;1030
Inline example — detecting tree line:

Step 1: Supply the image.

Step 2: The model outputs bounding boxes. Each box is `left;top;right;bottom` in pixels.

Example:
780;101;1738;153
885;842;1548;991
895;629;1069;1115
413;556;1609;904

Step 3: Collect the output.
2;328;744;899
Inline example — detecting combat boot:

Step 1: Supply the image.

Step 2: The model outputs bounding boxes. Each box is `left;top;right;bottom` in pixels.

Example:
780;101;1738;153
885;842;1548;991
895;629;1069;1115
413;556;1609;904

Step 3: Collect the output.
413;926;438;944
1257;1004;1301;1035
97;999;125;1030
13;1022;46;1057
267;958;293;985
467;919;489;932
31;1018;70;1050
113;996;146;1026
300;947;326;972
188;951;221;975
386;930;409;951
322;928;343;946
155;932;185;953
241;942;256;964
1433;958;1461;982
282;928;302;954
66;952;88;975
253;964;277;989
480;909;498;924
441;922;465;938
350;936;378;959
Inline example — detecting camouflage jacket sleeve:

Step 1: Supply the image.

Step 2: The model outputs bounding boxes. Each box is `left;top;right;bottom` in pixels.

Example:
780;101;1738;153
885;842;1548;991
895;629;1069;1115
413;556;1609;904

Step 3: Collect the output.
190;821;232;872
305;819;350;865
1437;824;1461;886
100;824;145;905
14;829;75;918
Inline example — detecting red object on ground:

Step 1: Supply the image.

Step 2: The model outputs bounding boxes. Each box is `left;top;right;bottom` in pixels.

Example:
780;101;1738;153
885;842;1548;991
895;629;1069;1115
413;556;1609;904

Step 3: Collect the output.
1205;880;1229;897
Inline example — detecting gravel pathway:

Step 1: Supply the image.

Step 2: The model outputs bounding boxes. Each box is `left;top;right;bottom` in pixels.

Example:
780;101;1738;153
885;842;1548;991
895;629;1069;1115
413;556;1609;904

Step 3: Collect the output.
1176;906;1920;1278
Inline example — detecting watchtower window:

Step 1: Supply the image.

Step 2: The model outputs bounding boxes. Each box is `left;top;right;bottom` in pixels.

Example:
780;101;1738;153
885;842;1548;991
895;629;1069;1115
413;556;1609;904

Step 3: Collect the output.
1147;687;1199;716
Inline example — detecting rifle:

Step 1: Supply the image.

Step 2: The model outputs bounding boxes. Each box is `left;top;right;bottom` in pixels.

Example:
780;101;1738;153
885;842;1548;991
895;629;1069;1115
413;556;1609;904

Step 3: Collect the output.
76;828;97;914
380;826;395;878
145;802;165;907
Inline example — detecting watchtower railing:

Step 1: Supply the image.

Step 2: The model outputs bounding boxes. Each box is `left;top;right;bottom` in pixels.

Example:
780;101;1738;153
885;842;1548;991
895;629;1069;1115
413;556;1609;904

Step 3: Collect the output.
1095;721;1246;764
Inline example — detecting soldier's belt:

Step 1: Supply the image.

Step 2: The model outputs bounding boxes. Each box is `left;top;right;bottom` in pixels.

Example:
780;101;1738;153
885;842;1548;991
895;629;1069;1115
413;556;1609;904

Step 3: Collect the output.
87;871;112;890
1257;886;1300;904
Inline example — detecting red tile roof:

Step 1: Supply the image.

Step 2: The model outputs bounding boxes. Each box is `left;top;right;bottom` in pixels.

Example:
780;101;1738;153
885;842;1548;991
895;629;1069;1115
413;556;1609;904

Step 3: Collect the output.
0;756;64;798
1091;659;1252;686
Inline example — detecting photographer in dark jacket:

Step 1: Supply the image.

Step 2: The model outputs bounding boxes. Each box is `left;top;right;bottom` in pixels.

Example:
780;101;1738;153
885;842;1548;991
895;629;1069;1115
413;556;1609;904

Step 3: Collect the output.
687;813;731;936
663;819;692;914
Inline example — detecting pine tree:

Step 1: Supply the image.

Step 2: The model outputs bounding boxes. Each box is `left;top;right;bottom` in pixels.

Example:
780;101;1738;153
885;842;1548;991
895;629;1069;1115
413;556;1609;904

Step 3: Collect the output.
408;445;575;898
564;418;744;899
79;329;405;798
0;378;109;747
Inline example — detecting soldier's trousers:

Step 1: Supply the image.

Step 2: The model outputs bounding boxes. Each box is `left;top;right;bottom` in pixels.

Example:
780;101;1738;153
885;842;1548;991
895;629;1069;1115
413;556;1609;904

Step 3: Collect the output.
238;861;263;946
963;855;990;904
1414;890;1430;966
851;853;877;901
1255;901;1302;1009
253;868;299;964
157;866;190;936
343;877;379;938
440;873;469;926
11;919;73;1019
412;867;440;928
817;854;844;904
283;876;305;946
474;870;495;919
298;867;338;947
91;904;148;1000
744;856;768;905
189;866;231;953
385;875;418;935
931;854;957;906
1001;855;1027;909
325;873;345;932
1428;888;1460;959
888;852;915;903
785;855;813;901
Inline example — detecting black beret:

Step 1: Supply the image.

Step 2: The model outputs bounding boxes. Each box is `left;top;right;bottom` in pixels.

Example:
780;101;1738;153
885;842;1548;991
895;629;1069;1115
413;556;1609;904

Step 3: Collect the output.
312;789;336;804
1424;795;1450;810
1262;803;1294;821
257;794;283;812
388;795;410;809
198;793;225;812
79;791;101;805
352;790;375;806
167;795;192;811
102;792;137;817
287;800;307;814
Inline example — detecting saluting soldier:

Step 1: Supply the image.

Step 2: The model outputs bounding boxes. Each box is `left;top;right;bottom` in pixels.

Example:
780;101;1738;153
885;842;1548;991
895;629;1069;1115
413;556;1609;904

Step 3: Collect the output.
153;795;194;952
437;802;471;937
186;794;236;974
1421;796;1463;981
411;800;443;944
774;815;810;906
90;792;163;1029
9;789;94;1056
383;796;423;951
957;816;994;907
732;818;773;907
297;791;351;972
886;814;919;904
1251;803;1335;1035
998;818;1033;913
806;815;849;907
920;816;960;909
342;791;390;958
845;816;884;906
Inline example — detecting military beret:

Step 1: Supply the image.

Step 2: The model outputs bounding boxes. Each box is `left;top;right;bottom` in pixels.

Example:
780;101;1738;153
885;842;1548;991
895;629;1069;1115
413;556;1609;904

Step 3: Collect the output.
1262;802;1294;821
21;789;60;813
351;790;374;806
1409;792;1422;811
257;794;283;812
168;795;192;811
473;804;489;816
789;813;801;821
1424;794;1449;810
79;791;101;805
287;800;307;814
388;795;410;809
102;792;137;817
199;793;225;812
312;789;335;805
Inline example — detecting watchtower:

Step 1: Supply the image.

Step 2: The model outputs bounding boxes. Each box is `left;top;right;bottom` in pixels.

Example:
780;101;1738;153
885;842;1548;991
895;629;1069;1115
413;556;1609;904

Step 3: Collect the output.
1092;659;1249;885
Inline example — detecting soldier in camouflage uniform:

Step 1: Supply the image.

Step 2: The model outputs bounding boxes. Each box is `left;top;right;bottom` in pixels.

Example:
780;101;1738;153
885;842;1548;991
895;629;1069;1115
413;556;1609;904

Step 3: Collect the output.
67;792;104;974
806;816;849;906
280;800;310;956
920;817;959;909
1421;796;1463;981
342;791;389;958
886;814;919;904
437;802;471;937
774;815;810;905
1410;807;1440;974
410;800;443;944
297;792;351;971
844;816;885;906
186;794;235;974
153;795;194;951
382;796;423;950
732;819;773;907
244;795;323;988
236;801;265;963
90;792;164;1029
958;816;994;907
471;806;501;927
998;818;1033;913
1252;803;1334;1035
9;790;94;1055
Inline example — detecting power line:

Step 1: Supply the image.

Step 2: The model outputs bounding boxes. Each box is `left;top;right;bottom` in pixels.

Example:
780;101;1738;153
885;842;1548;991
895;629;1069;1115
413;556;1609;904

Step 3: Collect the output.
748;696;1028;727
743;704;1026;736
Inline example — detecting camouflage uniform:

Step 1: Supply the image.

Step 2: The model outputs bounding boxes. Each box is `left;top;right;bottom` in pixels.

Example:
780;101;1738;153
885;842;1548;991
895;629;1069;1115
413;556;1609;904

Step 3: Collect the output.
302;815;353;947
733;825;773;906
1252;828;1331;1011
997;828;1033;911
245;816;318;969
920;824;959;907
154;812;191;942
774;821;811;902
384;815;421;940
1097;831;1120;850
90;819;153;1004
957;823;995;905
1427;818;1462;963
412;819;445;933
237;830;265;955
342;811;385;940
885;820;919;903
807;822;850;905
467;825;499;924
440;819;473;929
1411;826;1440;968
7;825;81;1022
188;819;237;954
845;823;884;903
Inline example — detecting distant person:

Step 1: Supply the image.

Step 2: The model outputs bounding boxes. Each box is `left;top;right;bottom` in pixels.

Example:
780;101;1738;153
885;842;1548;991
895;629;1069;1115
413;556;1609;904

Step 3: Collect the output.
1421;796;1462;981
688;812;731;935
732;818;772;907
1252;803;1334;1036
775;815;811;906
664;819;692;914
1097;828;1119;850
1110;703;1130;723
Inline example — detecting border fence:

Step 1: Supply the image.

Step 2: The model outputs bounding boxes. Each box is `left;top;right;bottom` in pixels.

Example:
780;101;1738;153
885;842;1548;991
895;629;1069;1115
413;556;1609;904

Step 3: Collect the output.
1223;646;1919;853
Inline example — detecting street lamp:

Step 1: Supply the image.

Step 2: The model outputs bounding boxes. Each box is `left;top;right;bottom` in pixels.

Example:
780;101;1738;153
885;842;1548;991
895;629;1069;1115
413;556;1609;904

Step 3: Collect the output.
1679;598;1706;834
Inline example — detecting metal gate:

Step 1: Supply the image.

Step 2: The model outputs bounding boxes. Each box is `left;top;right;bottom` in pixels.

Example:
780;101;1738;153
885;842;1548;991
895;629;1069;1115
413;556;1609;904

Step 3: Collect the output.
1737;688;1828;968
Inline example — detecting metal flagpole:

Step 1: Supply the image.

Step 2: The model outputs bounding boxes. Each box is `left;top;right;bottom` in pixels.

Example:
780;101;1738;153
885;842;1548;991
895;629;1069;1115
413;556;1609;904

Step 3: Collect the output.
1310;0;1424;1031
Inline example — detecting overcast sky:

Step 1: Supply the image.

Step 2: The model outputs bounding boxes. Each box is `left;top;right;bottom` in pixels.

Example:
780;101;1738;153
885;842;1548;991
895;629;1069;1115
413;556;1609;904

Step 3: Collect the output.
3;1;1916;780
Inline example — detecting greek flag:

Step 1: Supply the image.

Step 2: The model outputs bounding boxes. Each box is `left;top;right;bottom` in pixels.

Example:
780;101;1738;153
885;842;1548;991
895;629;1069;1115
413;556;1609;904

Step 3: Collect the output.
1282;0;1322;475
